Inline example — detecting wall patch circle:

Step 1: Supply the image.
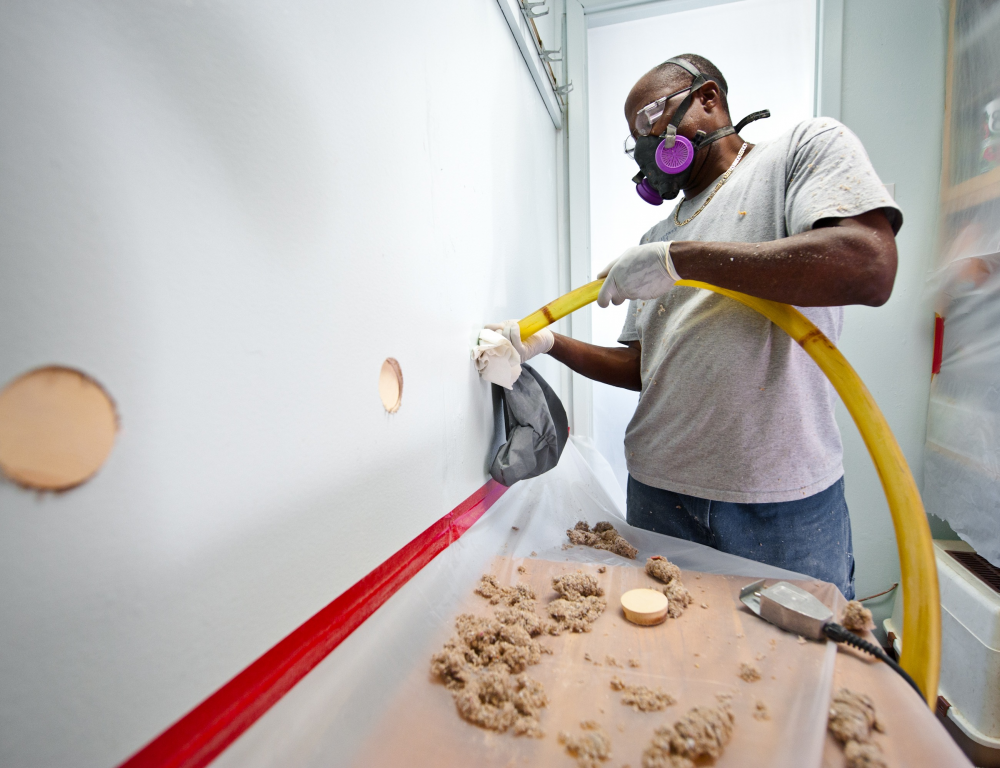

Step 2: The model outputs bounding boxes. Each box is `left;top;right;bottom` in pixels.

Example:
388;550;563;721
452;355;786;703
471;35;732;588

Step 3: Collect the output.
378;358;403;413
0;366;119;491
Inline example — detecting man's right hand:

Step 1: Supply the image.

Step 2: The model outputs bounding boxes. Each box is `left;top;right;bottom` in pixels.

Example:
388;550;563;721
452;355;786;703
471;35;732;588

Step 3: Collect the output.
597;241;678;307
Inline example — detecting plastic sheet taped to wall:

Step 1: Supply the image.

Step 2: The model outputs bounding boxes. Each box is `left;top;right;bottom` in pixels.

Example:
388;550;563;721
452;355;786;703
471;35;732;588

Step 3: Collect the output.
120;478;509;768
212;438;840;768
925;240;1000;567
928;0;1000;566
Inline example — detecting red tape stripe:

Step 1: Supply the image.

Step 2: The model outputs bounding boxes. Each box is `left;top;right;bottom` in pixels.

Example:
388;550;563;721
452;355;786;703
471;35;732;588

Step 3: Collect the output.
932;313;944;375
118;478;508;768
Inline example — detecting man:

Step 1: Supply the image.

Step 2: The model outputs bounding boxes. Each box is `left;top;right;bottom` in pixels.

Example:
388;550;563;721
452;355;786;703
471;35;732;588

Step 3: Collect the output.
492;54;901;598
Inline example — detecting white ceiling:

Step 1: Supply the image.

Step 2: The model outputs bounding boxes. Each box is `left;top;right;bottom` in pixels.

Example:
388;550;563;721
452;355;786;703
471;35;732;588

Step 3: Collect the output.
581;0;749;26
578;0;652;9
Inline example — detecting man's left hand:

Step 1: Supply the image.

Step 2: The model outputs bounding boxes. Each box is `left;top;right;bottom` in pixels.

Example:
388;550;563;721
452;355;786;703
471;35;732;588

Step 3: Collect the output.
485;320;554;363
597;241;677;307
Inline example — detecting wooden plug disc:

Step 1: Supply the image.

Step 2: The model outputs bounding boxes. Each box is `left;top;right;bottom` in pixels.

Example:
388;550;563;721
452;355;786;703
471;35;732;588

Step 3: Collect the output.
621;588;669;626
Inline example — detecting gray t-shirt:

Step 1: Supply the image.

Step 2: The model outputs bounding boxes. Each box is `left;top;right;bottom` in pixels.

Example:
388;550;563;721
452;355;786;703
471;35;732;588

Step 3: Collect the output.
619;117;902;503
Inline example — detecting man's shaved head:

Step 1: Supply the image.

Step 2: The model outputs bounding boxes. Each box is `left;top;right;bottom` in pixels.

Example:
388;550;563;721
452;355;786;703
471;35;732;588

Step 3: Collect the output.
625;53;730;128
652;54;728;100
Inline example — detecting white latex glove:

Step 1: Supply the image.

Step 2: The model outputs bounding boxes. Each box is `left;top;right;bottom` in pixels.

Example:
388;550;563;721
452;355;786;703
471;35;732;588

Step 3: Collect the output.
597;241;679;308
485;320;554;364
472;328;523;389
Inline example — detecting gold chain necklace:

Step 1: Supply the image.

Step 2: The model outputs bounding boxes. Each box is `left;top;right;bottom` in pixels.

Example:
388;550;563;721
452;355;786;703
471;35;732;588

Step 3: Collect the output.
673;142;748;227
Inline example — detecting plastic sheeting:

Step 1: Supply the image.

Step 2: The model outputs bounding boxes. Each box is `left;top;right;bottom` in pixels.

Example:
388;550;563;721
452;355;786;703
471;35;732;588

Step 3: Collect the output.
924;0;1000;564
350;562;839;768
924;252;1000;565
212;438;845;767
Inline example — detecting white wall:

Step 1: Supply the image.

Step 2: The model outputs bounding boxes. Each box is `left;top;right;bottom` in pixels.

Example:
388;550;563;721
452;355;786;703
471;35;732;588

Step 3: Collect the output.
586;0;816;491
0;2;563;765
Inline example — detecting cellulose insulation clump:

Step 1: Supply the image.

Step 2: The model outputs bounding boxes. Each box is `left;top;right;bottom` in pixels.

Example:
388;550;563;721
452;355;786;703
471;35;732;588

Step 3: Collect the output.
827;688;888;768
430;576;550;736
567;521;638;559
559;721;612;768
841;600;875;633
644;556;693;618
548;573;607;634
430;572;609;737
642;703;735;768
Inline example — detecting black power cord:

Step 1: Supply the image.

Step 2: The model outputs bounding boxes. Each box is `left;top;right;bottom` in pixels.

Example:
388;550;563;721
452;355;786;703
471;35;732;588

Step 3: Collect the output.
823;622;923;698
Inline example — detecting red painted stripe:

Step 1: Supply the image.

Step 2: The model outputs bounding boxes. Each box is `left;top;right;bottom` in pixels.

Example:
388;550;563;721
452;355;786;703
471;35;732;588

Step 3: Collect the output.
932;314;944;375
118;478;508;768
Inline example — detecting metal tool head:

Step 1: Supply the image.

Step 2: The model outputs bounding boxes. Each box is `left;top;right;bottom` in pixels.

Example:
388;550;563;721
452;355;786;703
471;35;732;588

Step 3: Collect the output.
739;580;834;641
739;579;767;614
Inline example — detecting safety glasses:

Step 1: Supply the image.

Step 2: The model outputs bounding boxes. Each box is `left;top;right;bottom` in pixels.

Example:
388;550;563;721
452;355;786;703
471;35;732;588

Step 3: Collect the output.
624;85;691;157
634;86;692;136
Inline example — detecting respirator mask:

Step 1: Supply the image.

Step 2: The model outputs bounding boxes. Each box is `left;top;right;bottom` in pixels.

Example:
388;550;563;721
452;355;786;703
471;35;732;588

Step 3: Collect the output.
626;57;771;205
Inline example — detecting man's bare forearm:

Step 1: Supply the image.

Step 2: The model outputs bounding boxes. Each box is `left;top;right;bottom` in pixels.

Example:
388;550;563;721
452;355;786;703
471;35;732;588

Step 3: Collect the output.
669;209;898;307
548;333;641;391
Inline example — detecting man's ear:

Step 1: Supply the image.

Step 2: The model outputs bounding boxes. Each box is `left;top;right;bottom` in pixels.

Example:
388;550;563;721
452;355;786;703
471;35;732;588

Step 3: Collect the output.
697;81;723;114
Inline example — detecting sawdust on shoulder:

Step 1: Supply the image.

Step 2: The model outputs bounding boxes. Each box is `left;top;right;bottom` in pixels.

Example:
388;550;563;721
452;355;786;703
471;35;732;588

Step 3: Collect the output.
739;662;762;682
644;556;693;618
566;521;638;559
841;600;874;633
610;675;676;711
642;703;735;768
827;688;887;768
559;720;612;768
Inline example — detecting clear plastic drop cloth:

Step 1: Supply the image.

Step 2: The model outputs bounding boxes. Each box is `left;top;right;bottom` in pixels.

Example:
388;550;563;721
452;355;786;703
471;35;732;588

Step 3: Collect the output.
926;0;1000;565
925;243;1000;566
214;438;839;768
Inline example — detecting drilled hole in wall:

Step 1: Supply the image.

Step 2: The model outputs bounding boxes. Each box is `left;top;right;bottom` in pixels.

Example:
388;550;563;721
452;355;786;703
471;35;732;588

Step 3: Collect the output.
379;358;403;414
0;366;119;491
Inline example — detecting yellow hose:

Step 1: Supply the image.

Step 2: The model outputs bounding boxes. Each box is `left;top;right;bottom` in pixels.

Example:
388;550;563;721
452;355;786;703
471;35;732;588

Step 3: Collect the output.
518;279;940;707
519;280;604;340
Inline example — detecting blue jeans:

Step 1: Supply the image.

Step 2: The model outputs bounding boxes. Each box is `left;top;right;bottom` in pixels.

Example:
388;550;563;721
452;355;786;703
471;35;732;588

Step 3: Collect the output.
626;475;855;599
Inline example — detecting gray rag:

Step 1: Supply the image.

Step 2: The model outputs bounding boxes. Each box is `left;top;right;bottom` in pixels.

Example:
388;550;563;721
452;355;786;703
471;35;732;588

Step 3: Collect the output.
490;364;568;487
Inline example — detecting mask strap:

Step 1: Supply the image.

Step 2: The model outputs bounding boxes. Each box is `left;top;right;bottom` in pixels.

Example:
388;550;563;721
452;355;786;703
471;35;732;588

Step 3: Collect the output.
660;76;706;147
665;56;701;79
692;109;773;149
658;58;730;148
659;55;709;147
692;126;734;148
734;109;771;133
664;57;728;95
